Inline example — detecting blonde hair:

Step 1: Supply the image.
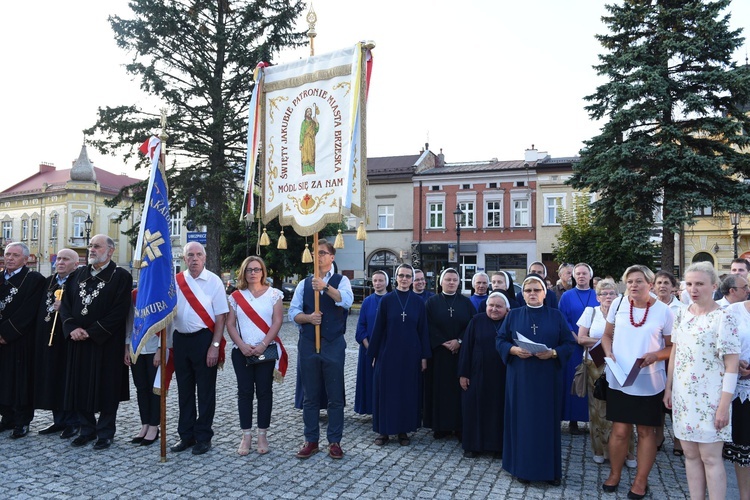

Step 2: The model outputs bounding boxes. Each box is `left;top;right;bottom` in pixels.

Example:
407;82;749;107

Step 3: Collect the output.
621;264;655;284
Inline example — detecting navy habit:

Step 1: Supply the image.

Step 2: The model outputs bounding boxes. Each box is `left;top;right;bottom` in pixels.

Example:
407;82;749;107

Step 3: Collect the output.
458;312;506;454
367;290;431;435
354;292;385;415
496;305;576;482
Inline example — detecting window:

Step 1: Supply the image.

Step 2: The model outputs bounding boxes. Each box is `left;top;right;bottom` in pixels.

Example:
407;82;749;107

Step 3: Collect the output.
377;205;394;229
457;201;475;228
2;221;11;240
170;213;183;237
50;216;58;240
513;199;530;227
488;182;497;189
21;219;28;240
73;215;85;238
461;184;471;190
693;206;713;217
486;200;503;228
428;202;444;229
544;194;565;225
431;185;440;191
31;219;39;240
109;218;119;238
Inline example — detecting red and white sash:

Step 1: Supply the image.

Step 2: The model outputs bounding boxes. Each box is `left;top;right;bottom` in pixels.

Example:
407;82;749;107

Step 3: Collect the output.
231;290;288;377
176;272;226;365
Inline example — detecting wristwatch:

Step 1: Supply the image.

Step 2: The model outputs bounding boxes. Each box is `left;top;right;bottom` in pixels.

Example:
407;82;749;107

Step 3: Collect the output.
551;349;558;358
323;285;330;292
457;339;462;345
212;341;220;348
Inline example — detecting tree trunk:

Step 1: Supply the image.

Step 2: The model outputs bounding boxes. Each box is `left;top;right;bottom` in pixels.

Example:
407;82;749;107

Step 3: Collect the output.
661;226;675;274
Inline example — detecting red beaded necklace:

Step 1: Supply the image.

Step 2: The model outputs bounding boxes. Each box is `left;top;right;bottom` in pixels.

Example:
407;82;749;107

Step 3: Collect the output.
629;299;651;327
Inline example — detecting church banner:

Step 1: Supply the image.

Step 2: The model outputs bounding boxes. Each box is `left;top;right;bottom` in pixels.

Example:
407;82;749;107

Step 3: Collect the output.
251;43;372;236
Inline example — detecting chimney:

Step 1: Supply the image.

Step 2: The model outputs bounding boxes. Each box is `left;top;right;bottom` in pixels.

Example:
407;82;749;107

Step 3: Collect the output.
524;144;539;163
437;148;445;167
39;162;56;174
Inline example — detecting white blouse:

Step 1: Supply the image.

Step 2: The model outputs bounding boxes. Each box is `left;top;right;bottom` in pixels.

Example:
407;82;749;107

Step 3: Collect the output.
726;302;750;403
577;305;608;360
228;287;283;356
606;296;674;396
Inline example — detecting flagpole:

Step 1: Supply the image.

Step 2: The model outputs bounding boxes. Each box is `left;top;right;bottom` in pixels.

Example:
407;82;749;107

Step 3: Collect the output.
314;233;321;353
158;108;169;463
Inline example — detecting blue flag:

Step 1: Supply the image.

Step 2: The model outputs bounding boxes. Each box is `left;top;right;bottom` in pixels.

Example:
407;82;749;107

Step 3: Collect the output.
131;136;177;361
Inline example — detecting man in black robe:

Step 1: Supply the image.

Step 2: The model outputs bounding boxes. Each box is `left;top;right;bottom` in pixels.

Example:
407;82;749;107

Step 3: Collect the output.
60;234;131;450
0;242;45;438
33;248;80;439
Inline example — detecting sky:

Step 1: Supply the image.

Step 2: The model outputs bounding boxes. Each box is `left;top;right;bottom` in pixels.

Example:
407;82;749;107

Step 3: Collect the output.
1;0;749;192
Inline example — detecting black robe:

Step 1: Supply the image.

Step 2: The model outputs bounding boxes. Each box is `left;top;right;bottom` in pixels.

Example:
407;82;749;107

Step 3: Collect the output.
0;267;45;407
60;261;131;413
457;313;506;453
33;273;72;410
424;293;476;432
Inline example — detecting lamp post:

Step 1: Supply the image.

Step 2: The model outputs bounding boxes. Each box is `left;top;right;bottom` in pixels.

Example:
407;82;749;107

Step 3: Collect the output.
244;214;252;257
453;207;464;292
730;211;741;259
84;214;93;262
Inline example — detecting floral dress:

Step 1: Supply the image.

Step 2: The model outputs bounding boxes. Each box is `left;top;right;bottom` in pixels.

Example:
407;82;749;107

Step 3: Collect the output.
672;307;740;443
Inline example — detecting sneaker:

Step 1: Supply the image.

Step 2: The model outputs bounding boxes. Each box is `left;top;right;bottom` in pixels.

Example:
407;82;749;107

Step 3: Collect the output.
295;441;319;459
625;456;637;469
593;454;605;464
328;442;344;459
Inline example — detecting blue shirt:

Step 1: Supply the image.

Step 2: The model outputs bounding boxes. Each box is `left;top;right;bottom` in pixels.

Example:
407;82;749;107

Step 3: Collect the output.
288;269;353;323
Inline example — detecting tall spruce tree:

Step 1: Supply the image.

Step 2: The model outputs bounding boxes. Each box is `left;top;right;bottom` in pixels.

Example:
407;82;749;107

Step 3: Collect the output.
85;0;306;273
570;0;750;273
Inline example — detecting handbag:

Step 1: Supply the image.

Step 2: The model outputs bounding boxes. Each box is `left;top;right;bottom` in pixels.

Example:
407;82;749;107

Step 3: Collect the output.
245;343;280;366
593;371;608;400
571;350;588;397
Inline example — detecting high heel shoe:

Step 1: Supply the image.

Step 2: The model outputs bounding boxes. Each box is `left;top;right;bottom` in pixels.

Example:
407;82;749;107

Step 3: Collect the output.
140;429;159;446
627;485;648;499
602;481;619;493
257;429;269;455
237;430;252;456
656;438;665;451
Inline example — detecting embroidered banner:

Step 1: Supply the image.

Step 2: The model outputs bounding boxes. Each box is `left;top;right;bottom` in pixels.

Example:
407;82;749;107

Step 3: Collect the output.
249;43;372;235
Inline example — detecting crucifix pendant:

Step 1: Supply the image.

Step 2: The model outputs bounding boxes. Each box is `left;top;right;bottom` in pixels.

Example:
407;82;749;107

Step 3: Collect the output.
531;323;538;335
401;311;407;322
448;307;455;318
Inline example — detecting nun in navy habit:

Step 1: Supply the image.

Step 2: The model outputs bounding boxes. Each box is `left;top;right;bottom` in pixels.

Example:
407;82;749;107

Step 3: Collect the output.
496;274;575;486
367;264;431;445
353;270;389;415
458;292;510;458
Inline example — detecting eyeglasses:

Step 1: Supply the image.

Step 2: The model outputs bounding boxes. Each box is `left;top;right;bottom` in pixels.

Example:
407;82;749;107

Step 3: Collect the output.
245;268;263;274
523;288;544;293
397;274;413;279
413;278;425;282
317;251;332;256
599;291;617;297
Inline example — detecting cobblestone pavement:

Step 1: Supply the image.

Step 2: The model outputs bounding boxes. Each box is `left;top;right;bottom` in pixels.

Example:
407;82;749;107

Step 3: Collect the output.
0;313;740;499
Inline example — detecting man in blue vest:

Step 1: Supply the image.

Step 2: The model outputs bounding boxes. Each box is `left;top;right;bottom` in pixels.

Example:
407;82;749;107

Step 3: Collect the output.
289;238;353;460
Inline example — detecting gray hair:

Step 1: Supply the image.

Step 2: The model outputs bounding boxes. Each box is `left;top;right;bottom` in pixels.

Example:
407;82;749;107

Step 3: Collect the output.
183;241;205;256
5;242;29;257
472;272;489;286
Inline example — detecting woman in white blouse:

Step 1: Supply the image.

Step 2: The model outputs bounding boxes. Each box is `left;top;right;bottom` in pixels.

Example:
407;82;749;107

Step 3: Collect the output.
226;256;283;456
601;265;673;499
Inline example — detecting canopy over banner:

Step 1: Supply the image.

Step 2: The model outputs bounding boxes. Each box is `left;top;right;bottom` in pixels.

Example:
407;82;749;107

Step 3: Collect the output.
256;43;370;236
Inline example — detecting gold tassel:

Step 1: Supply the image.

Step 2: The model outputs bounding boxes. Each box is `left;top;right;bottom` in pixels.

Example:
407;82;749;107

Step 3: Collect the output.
277;229;287;249
356;221;367;241
333;229;345;249
302;243;313;263
259;228;270;246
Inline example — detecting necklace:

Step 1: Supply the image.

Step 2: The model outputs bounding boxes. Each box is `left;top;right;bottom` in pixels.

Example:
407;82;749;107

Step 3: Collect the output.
575;288;594;309
79;280;106;316
0;275;23;320
394;290;411;322
442;293;458;318
629;299;651;327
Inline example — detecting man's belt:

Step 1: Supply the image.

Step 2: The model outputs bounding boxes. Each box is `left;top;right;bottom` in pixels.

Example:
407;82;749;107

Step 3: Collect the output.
175;328;211;337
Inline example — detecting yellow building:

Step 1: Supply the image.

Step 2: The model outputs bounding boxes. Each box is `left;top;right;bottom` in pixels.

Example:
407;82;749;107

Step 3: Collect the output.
0;144;142;275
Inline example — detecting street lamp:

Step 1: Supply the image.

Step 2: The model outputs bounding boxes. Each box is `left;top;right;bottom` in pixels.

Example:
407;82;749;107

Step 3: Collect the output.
730;211;741;259
453;207;464;292
84;214;93;246
244;214;252;257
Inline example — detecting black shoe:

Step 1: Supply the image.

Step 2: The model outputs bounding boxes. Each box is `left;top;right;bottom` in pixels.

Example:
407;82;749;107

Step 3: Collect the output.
569;421;584;435
60;426;80;439
131;436;145;444
10;426;29;439
433;431;448;439
170;438;196;452
140;430;159;446
602;481;619;493
627;486;648;499
192;441;211;455
71;434;96;447
516;477;530;484
463;451;479;458
548;479;561;486
93;438;112;450
39;424;65;435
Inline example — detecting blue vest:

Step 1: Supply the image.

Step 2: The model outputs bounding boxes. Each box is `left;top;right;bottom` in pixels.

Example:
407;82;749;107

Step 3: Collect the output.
301;273;346;341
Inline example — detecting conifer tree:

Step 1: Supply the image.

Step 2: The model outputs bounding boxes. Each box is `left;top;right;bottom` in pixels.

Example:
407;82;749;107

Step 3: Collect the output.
570;0;750;272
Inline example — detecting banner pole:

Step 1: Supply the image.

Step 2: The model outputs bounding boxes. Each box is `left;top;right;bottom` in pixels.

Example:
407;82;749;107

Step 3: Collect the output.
314;232;321;353
160;328;167;462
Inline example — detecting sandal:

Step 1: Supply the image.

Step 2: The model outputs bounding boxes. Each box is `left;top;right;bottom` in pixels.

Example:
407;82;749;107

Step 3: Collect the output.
673;448;684;457
237;429;252;456
257;429;269;455
374;434;389;446
398;433;410;446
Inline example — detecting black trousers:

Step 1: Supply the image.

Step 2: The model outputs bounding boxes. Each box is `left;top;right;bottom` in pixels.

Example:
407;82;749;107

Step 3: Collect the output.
174;329;217;443
0;405;33;427
78;410;118;439
131;353;160;426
